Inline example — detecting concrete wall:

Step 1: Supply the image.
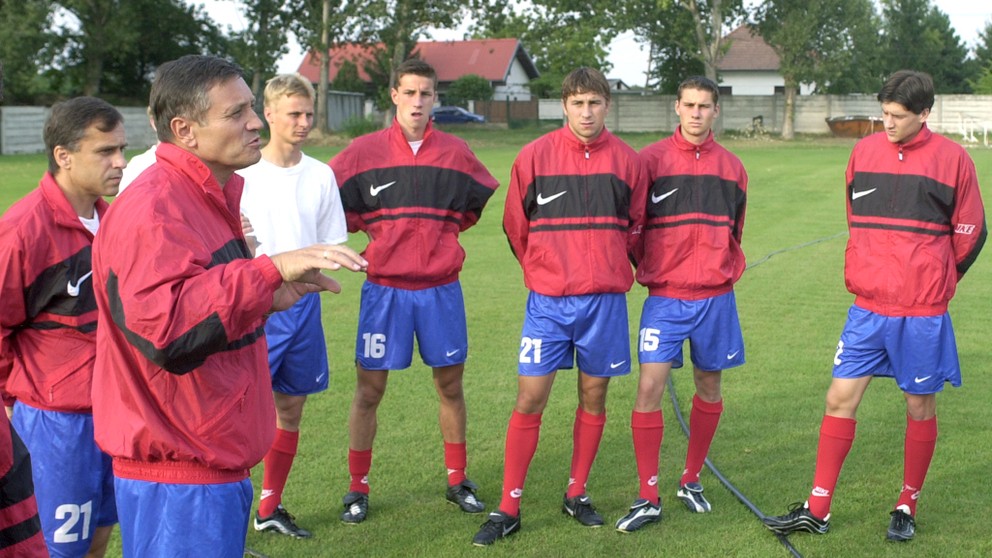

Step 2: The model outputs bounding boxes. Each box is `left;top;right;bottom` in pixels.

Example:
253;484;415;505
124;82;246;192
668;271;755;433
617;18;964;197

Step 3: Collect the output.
0;92;367;155
538;94;992;140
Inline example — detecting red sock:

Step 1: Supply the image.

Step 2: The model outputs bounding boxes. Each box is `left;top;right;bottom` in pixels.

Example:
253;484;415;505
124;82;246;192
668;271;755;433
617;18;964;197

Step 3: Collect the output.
348;448;372;494
807;415;857;519
897;415;937;516
567;407;607;498
498;411;542;516
444;441;467;486
258;428;299;517
681;395;723;486
631;410;664;504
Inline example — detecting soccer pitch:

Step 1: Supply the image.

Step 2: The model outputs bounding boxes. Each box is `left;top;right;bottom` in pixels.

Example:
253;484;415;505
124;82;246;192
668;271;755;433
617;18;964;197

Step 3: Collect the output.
3;128;990;557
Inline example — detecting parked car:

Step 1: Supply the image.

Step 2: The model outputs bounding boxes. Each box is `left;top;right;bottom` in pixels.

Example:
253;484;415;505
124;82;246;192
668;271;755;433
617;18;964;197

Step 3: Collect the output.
431;106;486;124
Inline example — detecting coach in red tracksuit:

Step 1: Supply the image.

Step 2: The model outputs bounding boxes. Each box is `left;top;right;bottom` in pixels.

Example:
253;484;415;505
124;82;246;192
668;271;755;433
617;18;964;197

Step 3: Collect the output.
764;70;986;542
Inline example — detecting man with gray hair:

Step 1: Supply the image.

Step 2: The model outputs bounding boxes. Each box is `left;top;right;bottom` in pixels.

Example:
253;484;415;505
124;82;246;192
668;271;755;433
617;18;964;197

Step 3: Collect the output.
91;55;366;557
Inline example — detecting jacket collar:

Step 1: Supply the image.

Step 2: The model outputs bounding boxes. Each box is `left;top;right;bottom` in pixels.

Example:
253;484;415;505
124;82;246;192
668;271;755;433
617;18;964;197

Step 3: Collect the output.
389;119;435;152
672;126;715;153
555;125;613;154
40;171;109;233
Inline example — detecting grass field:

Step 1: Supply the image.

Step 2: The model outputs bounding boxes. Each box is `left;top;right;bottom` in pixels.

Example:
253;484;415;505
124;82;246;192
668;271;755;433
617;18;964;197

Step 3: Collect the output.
3;125;991;558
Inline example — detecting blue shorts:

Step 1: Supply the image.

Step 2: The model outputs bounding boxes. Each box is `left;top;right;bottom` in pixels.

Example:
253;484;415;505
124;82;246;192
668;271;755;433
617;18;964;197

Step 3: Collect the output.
114;477;252;558
355;281;468;370
519;292;631;377
12;403;116;558
832;305;960;394
266;292;329;395
638;291;745;371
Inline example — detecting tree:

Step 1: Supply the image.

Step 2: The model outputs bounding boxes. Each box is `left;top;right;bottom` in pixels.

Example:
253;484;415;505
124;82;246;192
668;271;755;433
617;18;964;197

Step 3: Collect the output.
228;0;290;112
970;21;992;94
445;74;493;107
332;59;367;93
879;0;972;93
471;0;616;98
755;0;880;139
290;0;357;133
0;0;53;104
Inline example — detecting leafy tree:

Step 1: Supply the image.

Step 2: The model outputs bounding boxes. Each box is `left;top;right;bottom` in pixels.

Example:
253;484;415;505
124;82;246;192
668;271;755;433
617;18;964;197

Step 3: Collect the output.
290;0;358;133
755;0;880;139
976;20;992;64
970;21;992;94
332;59;367;93
444;74;493;107
0;0;53;104
228;0;290;112
470;0;617;98
879;0;971;93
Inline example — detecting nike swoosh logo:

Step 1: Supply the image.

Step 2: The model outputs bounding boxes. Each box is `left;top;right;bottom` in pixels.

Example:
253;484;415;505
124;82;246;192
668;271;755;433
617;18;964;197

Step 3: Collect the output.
315;373;327;383
610;361;626;369
914;375;932;384
727;351;740;360
370;181;396;196
446;349;459;357
852;188;876;200
536;191;567;205
67;270;93;297
651;188;677;204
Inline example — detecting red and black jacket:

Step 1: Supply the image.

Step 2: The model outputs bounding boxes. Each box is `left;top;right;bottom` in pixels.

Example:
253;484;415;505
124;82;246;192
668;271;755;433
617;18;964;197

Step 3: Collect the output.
503;126;644;296
845;125;986;316
331;120;499;290
633;128;748;300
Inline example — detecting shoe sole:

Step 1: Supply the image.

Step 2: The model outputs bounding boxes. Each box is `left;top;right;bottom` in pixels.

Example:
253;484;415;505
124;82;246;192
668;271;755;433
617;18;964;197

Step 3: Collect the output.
615;515;660;533
253;522;311;538
446;498;485;514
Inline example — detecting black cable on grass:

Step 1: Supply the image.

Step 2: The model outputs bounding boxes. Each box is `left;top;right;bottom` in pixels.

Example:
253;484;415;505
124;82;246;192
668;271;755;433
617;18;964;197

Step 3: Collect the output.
666;377;802;558
662;233;849;558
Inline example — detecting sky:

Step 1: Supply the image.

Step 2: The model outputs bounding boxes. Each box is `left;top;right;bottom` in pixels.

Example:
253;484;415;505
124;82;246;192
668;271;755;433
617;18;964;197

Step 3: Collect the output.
196;0;990;86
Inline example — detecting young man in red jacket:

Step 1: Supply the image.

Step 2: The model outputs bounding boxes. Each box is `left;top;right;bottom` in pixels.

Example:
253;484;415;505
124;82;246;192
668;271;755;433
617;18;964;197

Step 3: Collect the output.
330;59;498;524
763;70;986;542
473;67;644;546
616;75;748;533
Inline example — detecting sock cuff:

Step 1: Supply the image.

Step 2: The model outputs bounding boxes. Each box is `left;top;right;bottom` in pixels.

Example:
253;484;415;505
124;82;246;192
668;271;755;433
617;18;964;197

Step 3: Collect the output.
631;410;663;429
906;415;938;442
576;406;607;426
509;410;542;429
272;428;299;455
692;394;724;414
820;414;857;441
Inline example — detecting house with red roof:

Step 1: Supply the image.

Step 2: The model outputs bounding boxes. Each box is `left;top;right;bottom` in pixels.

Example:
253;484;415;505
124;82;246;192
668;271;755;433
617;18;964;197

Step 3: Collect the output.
297;38;540;101
715;25;813;96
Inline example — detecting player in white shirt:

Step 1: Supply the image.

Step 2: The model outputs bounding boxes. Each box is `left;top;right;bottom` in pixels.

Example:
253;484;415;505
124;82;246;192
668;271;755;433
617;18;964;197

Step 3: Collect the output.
239;74;347;539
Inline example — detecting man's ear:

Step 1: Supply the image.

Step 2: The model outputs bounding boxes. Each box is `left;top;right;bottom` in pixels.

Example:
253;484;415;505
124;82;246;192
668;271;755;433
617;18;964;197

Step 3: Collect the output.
171;116;196;148
53;145;73;171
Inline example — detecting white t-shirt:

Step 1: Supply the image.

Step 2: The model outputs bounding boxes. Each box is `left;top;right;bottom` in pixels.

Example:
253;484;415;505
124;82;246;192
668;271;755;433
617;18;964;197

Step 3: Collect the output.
238;153;348;257
79;212;99;236
119;144;158;192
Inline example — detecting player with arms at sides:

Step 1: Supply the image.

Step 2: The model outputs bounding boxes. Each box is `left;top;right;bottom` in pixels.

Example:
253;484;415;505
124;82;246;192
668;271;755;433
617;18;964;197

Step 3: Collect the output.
472;67;645;546
0;96;126;557
91;55;366;558
615;75;748;532
239;73;349;539
330;59;498;524
763;70;985;542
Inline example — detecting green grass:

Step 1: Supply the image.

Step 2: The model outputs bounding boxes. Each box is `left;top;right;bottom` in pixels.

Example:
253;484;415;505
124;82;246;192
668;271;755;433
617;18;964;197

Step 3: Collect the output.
3;129;992;557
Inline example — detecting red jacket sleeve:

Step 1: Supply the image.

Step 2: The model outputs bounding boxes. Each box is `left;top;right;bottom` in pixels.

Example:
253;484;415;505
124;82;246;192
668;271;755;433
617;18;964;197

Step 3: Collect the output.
951;155;987;279
503;148;533;263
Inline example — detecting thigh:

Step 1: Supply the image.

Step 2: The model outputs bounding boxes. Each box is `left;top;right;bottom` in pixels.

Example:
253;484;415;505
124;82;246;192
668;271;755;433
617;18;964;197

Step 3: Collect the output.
832;305;890;380
638;295;693;368
688;291;745;371
13;405;116;558
887;313;960;394
115;478;252;558
575;293;631;377
518;293;575;376
356;282;415;371
414;281;468;367
270;293;330;396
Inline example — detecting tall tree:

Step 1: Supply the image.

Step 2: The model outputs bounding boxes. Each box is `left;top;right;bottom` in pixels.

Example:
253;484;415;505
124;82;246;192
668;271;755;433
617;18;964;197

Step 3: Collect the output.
289;0;356;134
681;0;745;82
471;0;616;98
969;21;992;94
56;0;123;96
755;0;879;139
0;0;53;103
879;0;971;93
228;0;290;112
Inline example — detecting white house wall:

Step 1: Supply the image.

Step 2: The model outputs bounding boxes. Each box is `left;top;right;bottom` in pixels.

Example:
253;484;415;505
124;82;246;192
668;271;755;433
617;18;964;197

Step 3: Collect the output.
720;71;814;96
493;59;533;101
